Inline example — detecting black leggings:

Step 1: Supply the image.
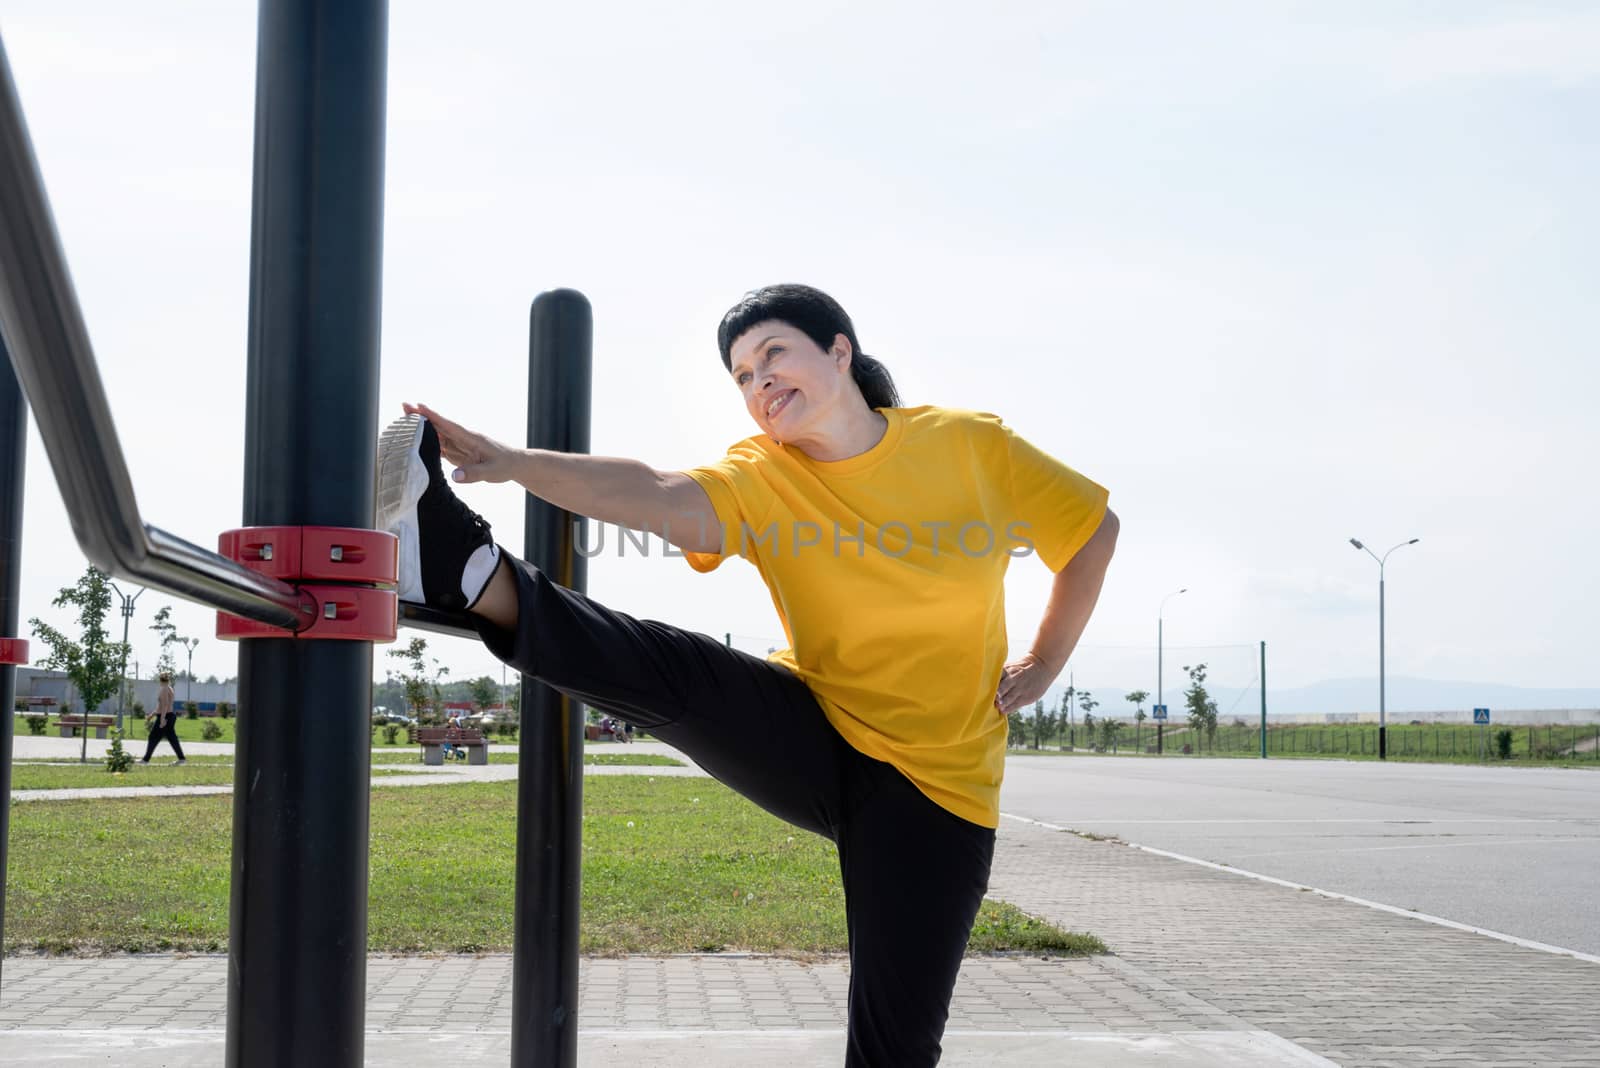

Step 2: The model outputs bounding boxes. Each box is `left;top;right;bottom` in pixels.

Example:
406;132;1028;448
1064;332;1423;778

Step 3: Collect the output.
141;717;185;762
477;556;995;1067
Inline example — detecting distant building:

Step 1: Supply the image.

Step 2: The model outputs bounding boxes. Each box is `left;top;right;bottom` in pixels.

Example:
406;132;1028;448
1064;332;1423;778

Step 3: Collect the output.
11;667;237;716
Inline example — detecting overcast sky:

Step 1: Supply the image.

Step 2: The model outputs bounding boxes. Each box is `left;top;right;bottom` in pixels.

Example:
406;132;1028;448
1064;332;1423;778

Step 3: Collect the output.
2;1;1595;706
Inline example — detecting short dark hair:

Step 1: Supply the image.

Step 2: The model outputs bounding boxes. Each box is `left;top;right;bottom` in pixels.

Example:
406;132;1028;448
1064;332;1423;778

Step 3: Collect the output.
717;284;902;410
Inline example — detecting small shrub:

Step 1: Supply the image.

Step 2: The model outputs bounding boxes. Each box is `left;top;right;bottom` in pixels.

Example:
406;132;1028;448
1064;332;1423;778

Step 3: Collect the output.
25;714;48;736
185;702;199;720
1494;728;1513;760
383;724;400;745
12;697;25;713
132;700;145;717
200;720;224;741
105;729;134;773
218;701;234;720
502;723;518;743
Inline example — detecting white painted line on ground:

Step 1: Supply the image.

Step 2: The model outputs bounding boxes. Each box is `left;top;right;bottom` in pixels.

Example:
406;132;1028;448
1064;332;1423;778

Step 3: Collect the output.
1043;824;1580;831
1228;837;1590;860
1000;811;1600;966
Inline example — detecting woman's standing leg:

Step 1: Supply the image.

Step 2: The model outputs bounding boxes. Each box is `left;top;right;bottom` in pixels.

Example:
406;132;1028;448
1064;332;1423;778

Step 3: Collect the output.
140;722;160;763
167;720;186;762
834;758;995;1066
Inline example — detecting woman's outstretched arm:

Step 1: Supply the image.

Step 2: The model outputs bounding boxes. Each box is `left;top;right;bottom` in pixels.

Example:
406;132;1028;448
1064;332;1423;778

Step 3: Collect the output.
403;402;723;553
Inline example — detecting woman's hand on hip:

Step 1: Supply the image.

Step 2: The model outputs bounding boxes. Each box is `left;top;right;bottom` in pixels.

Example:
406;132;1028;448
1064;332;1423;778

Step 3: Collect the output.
402;403;522;485
994;652;1061;716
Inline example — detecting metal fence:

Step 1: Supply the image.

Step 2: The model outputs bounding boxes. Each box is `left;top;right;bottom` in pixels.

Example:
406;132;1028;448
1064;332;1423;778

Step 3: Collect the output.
1013;722;1600;761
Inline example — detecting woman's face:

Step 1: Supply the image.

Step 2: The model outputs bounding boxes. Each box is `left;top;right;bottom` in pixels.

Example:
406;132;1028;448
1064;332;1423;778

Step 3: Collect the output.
728;320;851;441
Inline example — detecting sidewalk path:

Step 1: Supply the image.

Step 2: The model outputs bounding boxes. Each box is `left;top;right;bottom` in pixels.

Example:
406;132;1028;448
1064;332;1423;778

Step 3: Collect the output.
0;953;1335;1066
8;740;707;802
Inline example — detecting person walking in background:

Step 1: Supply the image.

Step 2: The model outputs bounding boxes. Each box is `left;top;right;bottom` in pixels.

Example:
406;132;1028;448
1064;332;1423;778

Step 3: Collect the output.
141;670;187;765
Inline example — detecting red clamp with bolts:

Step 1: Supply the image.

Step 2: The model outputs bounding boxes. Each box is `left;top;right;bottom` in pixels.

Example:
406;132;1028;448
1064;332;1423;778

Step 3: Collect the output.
215;526;398;642
0;637;28;665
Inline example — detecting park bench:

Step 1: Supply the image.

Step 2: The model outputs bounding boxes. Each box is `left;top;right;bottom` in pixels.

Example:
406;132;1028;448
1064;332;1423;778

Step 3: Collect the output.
415;726;489;766
57;714;115;739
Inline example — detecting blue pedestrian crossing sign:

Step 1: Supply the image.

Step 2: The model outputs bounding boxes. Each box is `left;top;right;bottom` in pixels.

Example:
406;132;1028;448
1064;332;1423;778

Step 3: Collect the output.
1152;704;1168;721
1473;708;1491;725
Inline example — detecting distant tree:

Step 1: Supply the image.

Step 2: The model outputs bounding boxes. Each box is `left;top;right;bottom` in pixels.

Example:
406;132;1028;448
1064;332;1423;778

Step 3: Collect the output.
1099;717;1122;752
1183;663;1219;742
149;605;182;678
1005;709;1027;747
386;637;449;725
1125;689;1150;749
1078;690;1100;749
30;566;128;758
468;675;497;714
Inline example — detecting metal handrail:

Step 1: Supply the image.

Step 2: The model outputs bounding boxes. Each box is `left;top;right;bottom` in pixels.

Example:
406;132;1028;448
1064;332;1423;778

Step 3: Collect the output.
0;34;314;631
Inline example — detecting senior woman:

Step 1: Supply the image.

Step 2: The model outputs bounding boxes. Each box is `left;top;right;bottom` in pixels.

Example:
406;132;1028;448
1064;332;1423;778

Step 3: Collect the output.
377;283;1117;1066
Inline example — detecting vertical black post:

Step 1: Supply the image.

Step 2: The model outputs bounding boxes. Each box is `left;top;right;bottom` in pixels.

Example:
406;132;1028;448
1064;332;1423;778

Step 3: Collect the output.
1259;640;1267;759
512;290;593;1068
0;337;27;988
227;3;387;1066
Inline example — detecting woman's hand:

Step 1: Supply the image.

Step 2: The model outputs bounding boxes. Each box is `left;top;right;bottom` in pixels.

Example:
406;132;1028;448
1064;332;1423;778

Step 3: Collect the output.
993;652;1061;716
402;403;522;485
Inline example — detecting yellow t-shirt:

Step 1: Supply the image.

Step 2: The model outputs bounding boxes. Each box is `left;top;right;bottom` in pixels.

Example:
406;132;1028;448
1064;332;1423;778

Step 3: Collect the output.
683;405;1109;828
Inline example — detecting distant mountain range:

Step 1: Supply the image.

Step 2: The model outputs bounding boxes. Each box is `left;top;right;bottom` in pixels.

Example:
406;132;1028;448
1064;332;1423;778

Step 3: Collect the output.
1048;676;1600;720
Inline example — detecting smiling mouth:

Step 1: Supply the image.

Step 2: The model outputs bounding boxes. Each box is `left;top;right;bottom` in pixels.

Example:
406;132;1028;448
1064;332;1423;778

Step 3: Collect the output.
766;390;796;419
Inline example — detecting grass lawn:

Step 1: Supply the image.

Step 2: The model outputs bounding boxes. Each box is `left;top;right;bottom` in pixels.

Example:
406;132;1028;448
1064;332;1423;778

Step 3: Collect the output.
3;777;1103;958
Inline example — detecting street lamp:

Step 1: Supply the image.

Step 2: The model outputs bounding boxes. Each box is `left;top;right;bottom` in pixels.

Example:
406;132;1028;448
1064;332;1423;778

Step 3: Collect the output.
1349;537;1420;760
176;636;200;708
107;581;145;732
1158;587;1188;754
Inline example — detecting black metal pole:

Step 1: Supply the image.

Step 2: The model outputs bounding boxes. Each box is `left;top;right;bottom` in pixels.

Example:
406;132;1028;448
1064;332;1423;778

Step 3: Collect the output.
226;3;388;1066
511;290;593;1068
0;334;28;990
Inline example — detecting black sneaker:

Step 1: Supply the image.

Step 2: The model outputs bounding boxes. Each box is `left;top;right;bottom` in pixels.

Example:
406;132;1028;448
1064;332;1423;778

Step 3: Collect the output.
376;414;498;610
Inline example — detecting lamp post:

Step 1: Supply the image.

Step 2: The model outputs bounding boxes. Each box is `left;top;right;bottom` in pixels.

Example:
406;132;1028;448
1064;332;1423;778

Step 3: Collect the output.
1158;587;1187;755
176;636;199;709
1349;538;1419;760
107;581;145;733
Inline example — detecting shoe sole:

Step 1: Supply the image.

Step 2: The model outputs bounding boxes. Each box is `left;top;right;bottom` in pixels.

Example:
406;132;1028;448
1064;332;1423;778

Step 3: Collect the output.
376;414;430;604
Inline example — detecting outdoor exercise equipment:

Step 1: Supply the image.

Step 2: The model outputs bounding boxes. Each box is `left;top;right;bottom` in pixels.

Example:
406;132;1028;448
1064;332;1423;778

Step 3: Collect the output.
0;5;592;1066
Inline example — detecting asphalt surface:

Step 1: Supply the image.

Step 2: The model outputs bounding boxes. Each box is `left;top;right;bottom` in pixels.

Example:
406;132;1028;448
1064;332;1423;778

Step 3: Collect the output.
998;754;1600;956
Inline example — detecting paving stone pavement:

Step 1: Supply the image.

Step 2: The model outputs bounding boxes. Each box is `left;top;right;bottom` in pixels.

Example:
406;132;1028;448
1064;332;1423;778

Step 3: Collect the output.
987;816;1600;1067
0;952;1248;1033
0;952;1345;1064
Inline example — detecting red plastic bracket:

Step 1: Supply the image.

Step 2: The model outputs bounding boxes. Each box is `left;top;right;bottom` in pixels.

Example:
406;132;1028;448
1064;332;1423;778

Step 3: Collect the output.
0;637;29;665
217;526;398;585
215;526;399;642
